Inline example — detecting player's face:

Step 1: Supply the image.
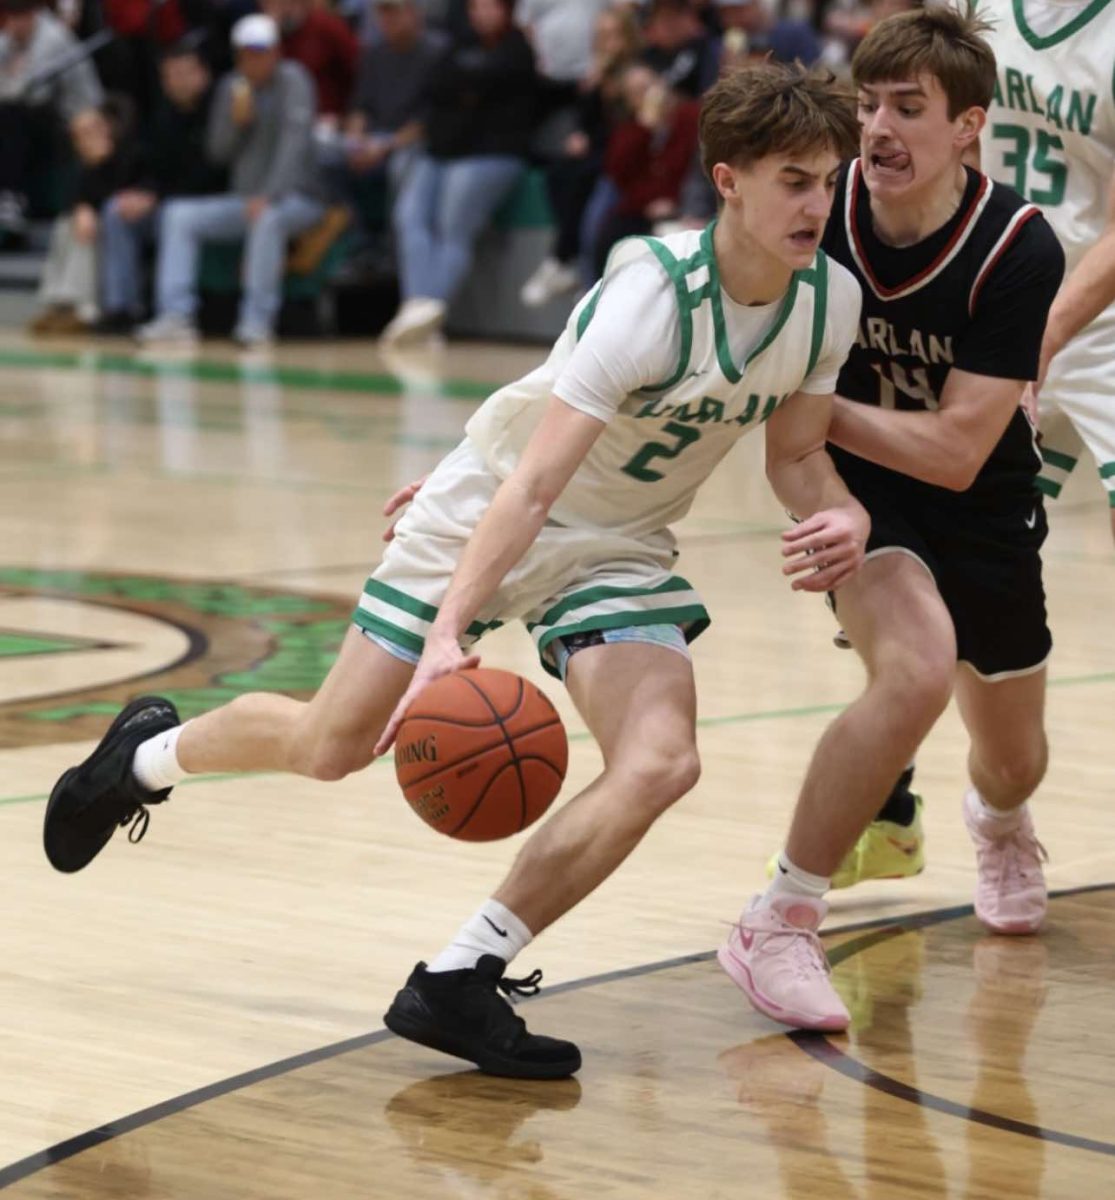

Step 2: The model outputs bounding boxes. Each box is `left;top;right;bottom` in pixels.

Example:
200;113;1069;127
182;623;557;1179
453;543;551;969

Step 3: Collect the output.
718;149;842;270
857;74;983;199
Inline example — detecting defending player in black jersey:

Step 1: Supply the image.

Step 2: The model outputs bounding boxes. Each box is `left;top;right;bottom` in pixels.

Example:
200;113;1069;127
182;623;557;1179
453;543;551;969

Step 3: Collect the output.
719;7;1065;1032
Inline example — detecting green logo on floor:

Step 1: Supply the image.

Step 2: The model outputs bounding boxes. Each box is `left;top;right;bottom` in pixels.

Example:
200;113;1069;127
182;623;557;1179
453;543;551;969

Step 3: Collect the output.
0;568;350;748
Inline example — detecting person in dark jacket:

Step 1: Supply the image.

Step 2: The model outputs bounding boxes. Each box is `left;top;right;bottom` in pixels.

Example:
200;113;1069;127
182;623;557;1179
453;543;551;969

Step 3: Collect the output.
97;42;227;333
30;105;141;335
380;0;537;344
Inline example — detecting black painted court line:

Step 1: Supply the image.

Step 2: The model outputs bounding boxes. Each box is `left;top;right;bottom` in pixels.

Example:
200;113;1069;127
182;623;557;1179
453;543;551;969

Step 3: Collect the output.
797;881;1115;1159
1;884;1111;1189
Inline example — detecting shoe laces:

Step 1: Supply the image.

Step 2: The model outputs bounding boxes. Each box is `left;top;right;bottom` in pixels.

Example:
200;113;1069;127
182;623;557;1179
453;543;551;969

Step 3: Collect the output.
495;968;543;1003
984;826;1048;890
121;806;150;844
737;917;832;982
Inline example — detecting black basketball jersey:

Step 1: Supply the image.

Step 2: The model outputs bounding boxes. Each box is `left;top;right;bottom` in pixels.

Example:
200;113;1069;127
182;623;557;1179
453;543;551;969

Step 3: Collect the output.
822;160;1065;503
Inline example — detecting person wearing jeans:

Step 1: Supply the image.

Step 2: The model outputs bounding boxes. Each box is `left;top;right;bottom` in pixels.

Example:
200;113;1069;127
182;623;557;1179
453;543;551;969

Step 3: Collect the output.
381;0;537;344
136;14;325;348
98;44;226;333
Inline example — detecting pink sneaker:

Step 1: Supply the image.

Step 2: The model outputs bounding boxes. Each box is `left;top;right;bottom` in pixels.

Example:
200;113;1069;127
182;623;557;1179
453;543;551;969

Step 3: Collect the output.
962;790;1048;934
718;894;850;1031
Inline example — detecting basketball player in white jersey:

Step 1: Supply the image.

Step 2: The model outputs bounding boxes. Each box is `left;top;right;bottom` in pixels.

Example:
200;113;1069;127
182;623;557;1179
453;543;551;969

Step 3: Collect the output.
978;0;1115;523
721;9;1064;1031
43;64;867;1077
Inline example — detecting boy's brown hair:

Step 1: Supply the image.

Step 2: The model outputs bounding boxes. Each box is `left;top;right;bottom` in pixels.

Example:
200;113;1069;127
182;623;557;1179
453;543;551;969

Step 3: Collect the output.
700;62;859;179
852;7;997;119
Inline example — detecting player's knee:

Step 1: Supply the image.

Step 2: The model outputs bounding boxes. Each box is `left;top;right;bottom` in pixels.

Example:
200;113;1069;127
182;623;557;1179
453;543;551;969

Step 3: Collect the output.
290;729;375;782
876;650;954;728
619;743;701;814
984;739;1048;800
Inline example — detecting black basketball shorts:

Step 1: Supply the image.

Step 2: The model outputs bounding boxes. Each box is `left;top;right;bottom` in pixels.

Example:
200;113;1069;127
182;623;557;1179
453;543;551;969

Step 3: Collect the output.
836;473;1052;679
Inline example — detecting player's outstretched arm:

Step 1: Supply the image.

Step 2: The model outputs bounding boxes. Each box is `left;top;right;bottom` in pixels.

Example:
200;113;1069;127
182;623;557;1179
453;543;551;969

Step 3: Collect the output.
828;369;1023;492
374;398;605;754
1038;172;1115;388
764;390;870;594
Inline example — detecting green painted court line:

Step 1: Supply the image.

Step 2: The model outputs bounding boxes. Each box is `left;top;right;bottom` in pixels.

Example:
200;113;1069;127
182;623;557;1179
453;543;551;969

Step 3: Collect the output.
0;346;494;401
4;665;1112;812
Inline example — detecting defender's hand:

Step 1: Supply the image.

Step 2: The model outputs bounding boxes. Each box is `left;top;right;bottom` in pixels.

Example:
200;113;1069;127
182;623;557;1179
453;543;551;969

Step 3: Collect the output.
382;474;428;541
781;506;869;593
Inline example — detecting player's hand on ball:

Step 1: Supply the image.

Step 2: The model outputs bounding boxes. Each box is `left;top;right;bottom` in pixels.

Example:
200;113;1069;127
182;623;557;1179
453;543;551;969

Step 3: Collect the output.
781;504;869;593
382;475;428;541
375;629;480;756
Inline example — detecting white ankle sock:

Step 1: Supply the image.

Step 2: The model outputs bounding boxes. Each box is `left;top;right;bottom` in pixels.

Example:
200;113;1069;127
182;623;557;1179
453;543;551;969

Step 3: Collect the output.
427;899;533;973
132;723;189;792
969;787;1024;826
761;852;830;906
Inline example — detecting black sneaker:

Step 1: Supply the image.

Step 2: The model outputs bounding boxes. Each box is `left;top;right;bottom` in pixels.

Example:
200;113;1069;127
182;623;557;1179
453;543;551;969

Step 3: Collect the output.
383;955;582;1079
43;695;180;873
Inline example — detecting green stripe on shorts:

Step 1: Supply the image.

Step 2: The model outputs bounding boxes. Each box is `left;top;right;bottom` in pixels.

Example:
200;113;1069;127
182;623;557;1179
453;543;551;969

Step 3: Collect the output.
532;576;695;631
353;578;501;653
1041;446;1078;471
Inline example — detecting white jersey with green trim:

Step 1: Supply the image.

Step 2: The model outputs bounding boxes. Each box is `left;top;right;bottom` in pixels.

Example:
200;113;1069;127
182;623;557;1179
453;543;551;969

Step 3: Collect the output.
465;225;861;540
978;0;1115;273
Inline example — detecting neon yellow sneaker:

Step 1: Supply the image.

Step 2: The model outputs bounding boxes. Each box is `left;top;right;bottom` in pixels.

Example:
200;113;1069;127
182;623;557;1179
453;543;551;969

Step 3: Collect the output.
765;796;925;890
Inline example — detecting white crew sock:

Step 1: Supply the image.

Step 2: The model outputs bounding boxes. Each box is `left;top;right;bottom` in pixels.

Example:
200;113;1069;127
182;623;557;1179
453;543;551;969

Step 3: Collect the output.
760;852;830;906
427;899;534;973
968;787;1025;827
132;723;189;792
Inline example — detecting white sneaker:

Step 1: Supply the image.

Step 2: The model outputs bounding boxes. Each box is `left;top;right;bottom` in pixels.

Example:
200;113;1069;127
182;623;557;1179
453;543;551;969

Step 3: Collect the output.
233;324;275;350
520;258;579;308
135;314;198;346
380;297;447;345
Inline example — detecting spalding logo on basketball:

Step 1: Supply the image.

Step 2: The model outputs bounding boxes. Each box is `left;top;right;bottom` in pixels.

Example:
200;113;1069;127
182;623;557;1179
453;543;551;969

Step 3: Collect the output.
394;667;568;841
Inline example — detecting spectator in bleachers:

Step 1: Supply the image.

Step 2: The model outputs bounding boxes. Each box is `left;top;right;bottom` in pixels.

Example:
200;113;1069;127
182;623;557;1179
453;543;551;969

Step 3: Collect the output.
337;0;442;213
517;0;612;155
0;0;103;238
712;0;822;66
520;4;640;308
29;104;140;334
380;0;537;345
95;0;190;112
593;62;699;275
517;0;611;91
822;0;918;72
136;13;326;347
639;0;718;99
97;41;226;334
262;0;358;119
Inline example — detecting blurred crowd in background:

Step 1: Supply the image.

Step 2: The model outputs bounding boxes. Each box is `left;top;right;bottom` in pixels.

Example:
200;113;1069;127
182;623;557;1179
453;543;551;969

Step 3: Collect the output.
0;0;919;347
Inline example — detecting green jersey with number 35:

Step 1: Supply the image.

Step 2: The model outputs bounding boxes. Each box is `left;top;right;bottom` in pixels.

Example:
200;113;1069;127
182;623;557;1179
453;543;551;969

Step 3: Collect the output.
978;0;1115;272
465;225;860;539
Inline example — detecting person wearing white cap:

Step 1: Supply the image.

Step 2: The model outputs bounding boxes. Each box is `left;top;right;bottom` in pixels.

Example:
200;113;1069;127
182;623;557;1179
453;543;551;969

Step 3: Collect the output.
136;12;326;348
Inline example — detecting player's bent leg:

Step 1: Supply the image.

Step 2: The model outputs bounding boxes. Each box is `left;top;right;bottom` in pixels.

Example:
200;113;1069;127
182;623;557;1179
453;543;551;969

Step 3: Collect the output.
384;639;698;1079
955;663;1049;935
784;552;954;879
43;626;414;873
180;625;414;778
729;555;955;1032
495;638;700;934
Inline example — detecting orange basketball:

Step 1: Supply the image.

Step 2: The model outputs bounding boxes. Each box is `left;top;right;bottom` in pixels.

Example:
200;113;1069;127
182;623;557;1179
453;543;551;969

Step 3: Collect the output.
394;668;568;842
